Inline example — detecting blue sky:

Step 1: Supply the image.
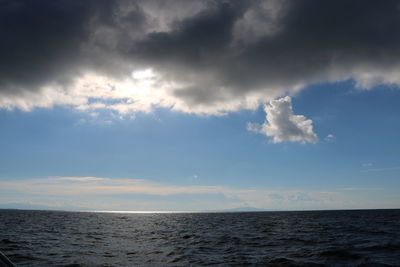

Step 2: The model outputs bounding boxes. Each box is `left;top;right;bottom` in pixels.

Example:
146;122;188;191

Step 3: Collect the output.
1;80;399;210
1;0;400;210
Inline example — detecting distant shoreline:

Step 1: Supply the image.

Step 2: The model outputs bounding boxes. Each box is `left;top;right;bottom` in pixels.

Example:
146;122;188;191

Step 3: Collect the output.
0;207;399;214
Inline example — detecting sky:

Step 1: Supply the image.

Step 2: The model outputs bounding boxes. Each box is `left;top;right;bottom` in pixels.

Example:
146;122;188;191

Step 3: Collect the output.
0;0;399;211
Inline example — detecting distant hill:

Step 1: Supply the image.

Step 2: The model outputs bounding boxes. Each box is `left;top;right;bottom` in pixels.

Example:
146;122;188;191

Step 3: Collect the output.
0;203;85;211
210;206;267;212
0;203;268;213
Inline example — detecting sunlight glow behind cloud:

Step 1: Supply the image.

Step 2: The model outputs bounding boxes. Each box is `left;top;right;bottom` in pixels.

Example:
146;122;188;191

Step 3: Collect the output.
132;68;156;80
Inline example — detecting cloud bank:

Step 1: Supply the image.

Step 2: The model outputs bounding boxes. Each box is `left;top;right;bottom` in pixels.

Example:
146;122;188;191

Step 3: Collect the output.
248;96;317;143
1;0;400;115
0;176;393;211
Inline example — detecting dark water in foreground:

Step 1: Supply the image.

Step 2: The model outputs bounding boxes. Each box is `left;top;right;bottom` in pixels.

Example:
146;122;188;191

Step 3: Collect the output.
0;209;399;266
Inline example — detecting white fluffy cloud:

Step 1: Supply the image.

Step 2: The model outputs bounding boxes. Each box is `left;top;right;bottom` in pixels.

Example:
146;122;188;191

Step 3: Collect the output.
248;96;318;143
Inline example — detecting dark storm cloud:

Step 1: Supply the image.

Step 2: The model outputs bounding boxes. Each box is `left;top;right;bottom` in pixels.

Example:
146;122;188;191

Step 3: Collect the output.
0;0;144;94
133;1;247;66
226;0;400;88
0;0;98;93
1;0;400;109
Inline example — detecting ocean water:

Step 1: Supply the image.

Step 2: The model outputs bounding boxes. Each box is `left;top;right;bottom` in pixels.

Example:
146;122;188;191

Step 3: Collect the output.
0;209;399;266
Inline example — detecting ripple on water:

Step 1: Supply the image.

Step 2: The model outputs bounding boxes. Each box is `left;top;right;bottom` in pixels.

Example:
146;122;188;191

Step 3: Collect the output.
0;209;399;266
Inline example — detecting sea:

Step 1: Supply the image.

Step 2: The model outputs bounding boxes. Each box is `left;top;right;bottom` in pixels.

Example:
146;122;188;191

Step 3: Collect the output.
0;209;399;266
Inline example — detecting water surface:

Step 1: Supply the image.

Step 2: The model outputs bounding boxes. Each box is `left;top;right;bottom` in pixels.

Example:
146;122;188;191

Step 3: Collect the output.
0;209;399;266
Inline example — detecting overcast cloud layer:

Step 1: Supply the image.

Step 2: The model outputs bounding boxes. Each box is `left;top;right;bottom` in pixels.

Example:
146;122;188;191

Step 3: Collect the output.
1;0;400;115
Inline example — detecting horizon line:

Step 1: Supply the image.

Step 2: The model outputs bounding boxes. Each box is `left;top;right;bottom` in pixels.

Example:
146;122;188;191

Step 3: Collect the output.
0;207;399;214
